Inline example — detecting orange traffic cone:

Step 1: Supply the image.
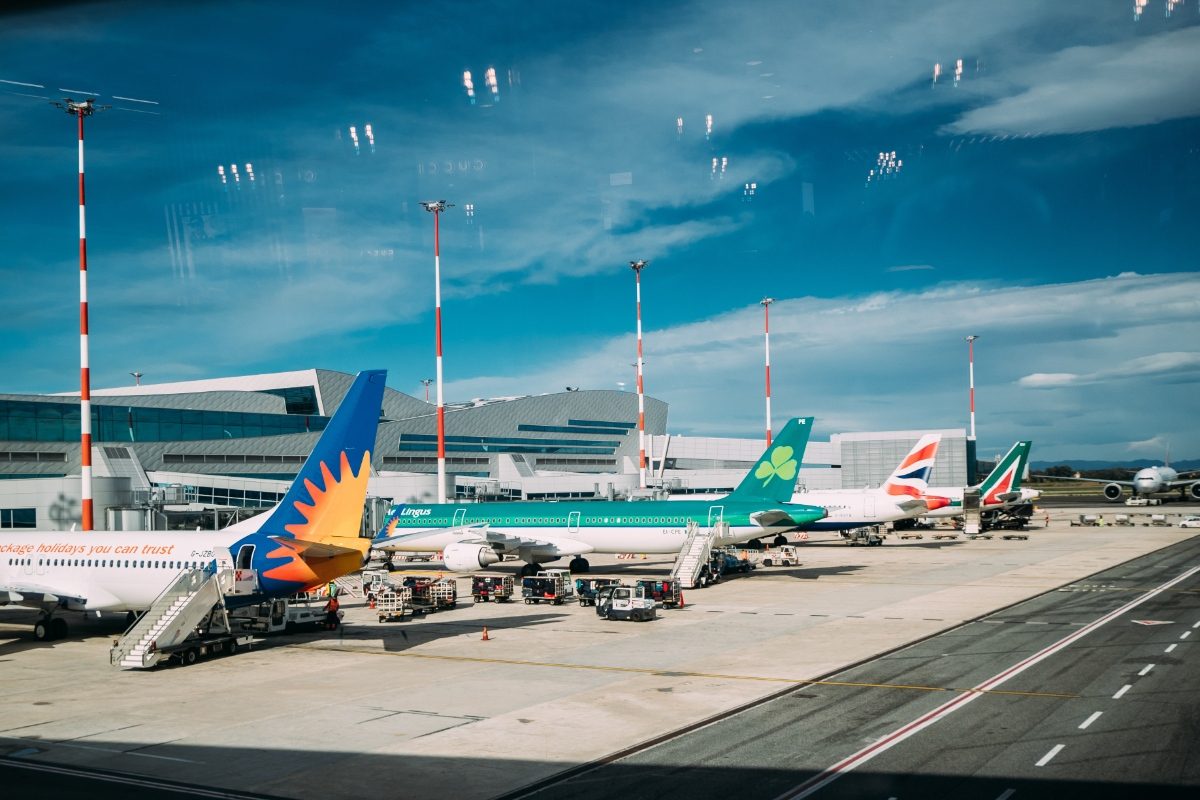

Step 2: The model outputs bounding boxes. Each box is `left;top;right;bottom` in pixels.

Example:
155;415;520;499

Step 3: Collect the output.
481;626;490;641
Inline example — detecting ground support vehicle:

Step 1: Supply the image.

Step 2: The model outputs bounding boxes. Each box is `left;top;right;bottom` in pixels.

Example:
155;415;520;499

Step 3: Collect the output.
376;587;414;622
404;577;457;614
1180;516;1200;529
522;574;569;605
1000;532;1030;540
229;596;326;634
760;545;801;566
845;527;885;546
576;577;622;606
472;574;515;603
634;578;682;609
595;585;656;622
712;548;756;575
538;569;576;600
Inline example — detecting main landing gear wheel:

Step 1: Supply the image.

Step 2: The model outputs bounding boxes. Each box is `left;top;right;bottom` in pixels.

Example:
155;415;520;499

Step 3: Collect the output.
51;618;68;639
34;620;51;641
520;563;540;577
568;557;590;574
773;535;788;547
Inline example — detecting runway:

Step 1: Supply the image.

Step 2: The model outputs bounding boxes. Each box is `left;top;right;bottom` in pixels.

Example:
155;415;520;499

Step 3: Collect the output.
512;536;1200;799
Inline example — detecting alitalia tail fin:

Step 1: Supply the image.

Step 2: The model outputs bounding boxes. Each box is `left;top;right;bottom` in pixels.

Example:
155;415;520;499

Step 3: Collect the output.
727;417;813;503
883;434;941;499
979;441;1032;506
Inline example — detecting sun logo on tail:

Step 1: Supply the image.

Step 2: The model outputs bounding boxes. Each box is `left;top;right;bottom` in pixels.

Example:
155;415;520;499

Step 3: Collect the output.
285;450;372;542
755;446;797;487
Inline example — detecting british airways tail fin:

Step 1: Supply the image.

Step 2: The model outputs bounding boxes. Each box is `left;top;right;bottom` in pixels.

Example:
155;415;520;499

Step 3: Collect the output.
256;370;386;551
883;434;941;499
727;417;813;503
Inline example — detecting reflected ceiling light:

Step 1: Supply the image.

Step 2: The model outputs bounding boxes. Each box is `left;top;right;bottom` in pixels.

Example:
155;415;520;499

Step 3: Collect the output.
463;70;476;104
485;67;499;102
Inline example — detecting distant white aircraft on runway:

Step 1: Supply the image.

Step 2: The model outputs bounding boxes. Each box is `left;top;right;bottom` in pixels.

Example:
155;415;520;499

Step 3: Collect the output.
1036;458;1200;503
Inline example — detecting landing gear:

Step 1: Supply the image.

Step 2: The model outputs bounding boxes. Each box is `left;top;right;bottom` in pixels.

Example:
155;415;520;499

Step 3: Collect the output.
568;557;590;574
746;538;763;551
520;563;541;577
773;534;788;547
33;616;68;641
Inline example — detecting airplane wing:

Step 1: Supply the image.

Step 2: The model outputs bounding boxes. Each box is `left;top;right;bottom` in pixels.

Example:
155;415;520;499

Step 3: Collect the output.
1033;475;1134;486
372;525;593;558
751;509;811;528
0;581;88;611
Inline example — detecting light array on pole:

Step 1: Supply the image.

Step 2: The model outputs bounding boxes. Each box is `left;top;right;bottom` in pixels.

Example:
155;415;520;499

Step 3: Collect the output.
762;298;775;447
421;200;453;502
630;259;649;489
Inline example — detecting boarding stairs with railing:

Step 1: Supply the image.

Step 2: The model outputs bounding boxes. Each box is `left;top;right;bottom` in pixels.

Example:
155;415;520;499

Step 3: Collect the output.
670;520;726;589
109;567;233;669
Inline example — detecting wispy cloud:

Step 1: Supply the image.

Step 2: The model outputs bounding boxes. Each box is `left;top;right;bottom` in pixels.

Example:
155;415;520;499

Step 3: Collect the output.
1019;352;1200;388
887;264;936;273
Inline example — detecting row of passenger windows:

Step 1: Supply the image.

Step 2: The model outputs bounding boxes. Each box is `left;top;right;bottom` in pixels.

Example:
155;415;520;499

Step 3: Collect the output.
7;557;208;569
394;515;700;525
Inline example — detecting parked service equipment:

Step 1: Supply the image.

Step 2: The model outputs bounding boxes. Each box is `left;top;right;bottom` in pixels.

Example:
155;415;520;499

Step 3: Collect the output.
472;574;515;603
403;576;458;614
712;547;757;575
522;573;570;605
634;578;682;609
376;587;414;622
595;585;657;622
760;545;800;566
576;577;622;606
229;596;325;634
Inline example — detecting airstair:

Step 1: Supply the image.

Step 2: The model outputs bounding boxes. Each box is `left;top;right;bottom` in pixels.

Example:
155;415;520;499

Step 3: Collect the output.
670;520;725;589
109;566;234;669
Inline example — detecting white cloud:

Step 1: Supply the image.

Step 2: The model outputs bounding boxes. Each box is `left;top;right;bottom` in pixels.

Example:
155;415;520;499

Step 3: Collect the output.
446;272;1200;459
947;26;1200;136
1019;352;1200;388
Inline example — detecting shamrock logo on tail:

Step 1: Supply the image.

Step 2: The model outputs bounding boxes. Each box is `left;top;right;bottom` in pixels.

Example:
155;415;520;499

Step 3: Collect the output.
755;445;797;487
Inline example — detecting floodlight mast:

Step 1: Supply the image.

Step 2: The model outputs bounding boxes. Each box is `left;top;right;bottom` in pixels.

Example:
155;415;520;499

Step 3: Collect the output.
630;260;648;489
54;97;106;531
966;334;980;485
421;200;453;503
761;298;775;446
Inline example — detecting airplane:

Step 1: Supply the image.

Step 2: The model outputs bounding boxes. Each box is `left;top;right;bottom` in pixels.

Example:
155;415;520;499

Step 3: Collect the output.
920;441;1039;519
1034;459;1200;503
0;369;387;641
371;417;828;575
777;434;942;545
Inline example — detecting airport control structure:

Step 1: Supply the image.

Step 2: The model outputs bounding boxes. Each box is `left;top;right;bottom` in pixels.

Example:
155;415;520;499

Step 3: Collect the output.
0;369;966;531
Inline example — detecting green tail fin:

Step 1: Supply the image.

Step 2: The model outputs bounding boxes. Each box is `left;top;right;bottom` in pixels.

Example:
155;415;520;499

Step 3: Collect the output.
978;441;1032;502
727;417;814;503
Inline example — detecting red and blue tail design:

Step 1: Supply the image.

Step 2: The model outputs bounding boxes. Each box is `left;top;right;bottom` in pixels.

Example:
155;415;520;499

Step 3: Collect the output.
883;434;941;499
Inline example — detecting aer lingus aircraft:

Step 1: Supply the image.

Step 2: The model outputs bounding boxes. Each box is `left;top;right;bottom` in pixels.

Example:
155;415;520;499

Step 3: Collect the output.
921;441;1038;519
372;417;826;575
0;370;386;641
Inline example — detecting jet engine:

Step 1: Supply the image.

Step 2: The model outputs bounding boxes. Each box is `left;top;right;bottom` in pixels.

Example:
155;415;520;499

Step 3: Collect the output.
1103;483;1124;501
1191;482;1200;501
441;542;502;572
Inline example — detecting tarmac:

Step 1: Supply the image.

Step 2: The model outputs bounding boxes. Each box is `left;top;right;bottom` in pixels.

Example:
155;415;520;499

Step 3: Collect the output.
1;505;1197;799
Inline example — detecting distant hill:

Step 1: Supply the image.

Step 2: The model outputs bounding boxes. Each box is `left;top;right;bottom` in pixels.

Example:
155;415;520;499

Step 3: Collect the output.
1031;459;1200;472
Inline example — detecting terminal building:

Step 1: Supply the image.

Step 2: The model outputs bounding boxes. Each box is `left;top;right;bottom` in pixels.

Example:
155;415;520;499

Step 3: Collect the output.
0;369;966;531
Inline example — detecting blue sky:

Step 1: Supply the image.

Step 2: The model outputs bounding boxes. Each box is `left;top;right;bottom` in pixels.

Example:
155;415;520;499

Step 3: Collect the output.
1;0;1197;461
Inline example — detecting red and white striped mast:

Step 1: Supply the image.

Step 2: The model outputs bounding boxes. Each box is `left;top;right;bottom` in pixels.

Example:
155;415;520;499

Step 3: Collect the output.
630;260;648;489
421;201;452;503
966;334;979;485
57;97;104;531
761;297;775;446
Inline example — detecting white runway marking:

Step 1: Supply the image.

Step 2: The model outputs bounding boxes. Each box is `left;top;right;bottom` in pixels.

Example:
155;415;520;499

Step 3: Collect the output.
1182;631;1192;639
1165;644;1177;653
1078;711;1102;730
1138;664;1155;676
1113;684;1132;699
771;564;1200;800
995;789;1016;800
1193;621;1200;629
1036;744;1065;767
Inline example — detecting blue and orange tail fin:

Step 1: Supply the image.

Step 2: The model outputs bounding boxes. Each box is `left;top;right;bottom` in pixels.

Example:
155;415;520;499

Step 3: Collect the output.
257;369;386;551
883;434;941;500
727;417;814;503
